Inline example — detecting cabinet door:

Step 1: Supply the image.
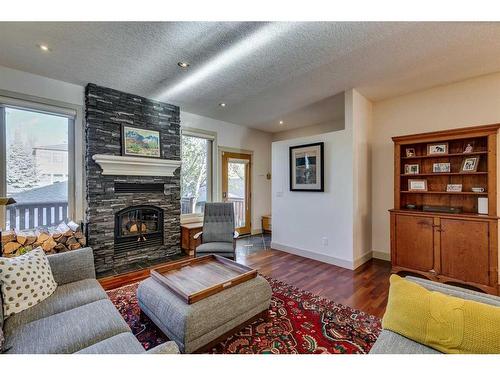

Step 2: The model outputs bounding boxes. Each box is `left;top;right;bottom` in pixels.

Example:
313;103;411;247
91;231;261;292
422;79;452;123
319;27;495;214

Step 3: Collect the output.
440;219;490;285
394;215;435;272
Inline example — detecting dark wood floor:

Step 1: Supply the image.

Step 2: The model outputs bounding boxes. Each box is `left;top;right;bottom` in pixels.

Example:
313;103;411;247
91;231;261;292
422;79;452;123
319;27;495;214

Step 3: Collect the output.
237;248;391;317
100;240;392;318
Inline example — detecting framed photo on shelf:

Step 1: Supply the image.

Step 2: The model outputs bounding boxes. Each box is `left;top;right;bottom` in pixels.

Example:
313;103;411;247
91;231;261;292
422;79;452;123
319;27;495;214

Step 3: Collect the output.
405;148;416;157
461;156;480;173
432;162;451;173
404;164;419;175
446;184;463;192
427;142;448;155
463;142;474;154
289;142;324;192
408;179;428;192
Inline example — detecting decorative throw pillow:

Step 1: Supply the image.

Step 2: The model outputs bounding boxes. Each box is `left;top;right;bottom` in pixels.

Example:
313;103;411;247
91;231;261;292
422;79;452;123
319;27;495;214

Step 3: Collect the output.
0;248;57;318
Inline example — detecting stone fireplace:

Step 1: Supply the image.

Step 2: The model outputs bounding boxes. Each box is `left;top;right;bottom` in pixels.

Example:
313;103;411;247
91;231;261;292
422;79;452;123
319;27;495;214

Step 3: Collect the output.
85;84;182;276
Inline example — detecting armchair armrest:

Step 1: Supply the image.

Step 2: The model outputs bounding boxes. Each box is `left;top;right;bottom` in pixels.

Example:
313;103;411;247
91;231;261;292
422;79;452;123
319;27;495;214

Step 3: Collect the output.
234;230;240;239
47;247;96;285
193;231;203;240
145;341;180;354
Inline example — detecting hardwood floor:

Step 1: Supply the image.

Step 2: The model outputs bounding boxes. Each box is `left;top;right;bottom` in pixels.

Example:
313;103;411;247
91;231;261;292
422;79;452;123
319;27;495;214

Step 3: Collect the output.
100;236;392;318
237;248;391;318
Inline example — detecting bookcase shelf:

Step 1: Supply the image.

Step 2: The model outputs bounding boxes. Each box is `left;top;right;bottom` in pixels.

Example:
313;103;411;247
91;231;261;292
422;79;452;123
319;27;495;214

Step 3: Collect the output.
390;123;500;295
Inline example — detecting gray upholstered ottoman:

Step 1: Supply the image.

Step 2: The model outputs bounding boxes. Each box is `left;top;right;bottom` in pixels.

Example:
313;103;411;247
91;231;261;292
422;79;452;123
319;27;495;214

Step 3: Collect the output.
137;275;272;353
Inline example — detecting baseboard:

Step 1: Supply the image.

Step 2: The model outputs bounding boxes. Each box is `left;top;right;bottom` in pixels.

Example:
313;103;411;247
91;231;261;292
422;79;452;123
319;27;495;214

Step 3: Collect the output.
372;250;391;261
353;251;373;269
271;241;355;270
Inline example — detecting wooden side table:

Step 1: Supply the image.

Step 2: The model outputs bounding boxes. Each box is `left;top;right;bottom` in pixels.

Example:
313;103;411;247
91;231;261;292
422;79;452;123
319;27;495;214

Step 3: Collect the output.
181;222;203;256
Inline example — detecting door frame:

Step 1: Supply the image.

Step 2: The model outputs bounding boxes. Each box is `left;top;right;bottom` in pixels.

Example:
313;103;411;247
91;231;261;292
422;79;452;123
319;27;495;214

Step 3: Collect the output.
221;149;252;235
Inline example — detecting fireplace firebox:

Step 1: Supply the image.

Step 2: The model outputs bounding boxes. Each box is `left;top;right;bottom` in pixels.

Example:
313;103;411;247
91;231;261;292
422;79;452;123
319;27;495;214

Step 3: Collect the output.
114;205;164;254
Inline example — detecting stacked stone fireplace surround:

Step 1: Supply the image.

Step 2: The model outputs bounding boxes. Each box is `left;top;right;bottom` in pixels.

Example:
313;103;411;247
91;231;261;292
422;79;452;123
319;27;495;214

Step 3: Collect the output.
85;84;181;276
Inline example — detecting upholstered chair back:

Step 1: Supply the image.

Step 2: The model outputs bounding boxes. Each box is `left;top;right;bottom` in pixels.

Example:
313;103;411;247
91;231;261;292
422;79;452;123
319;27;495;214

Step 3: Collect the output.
202;203;235;244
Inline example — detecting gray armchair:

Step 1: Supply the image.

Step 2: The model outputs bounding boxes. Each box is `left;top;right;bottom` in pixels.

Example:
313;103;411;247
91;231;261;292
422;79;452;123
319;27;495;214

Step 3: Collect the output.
194;202;239;259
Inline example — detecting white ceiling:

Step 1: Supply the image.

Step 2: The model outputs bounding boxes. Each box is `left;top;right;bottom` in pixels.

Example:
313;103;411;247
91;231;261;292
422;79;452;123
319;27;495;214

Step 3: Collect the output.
0;22;500;132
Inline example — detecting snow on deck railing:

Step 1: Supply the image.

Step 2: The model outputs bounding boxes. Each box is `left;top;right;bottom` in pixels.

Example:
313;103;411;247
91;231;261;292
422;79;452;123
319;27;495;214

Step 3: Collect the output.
5;202;69;231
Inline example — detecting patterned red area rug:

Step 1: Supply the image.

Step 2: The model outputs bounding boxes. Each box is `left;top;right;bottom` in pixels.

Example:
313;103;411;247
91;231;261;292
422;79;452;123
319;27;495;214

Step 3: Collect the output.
107;276;381;354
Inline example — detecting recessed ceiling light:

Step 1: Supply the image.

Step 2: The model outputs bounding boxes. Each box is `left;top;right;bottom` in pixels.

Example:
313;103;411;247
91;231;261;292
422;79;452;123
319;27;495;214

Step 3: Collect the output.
177;61;190;69
38;44;50;52
279;120;284;125
219;103;226;108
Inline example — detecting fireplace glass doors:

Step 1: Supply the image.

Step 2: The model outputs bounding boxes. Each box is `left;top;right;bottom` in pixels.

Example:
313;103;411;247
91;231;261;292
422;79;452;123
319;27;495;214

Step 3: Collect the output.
114;205;164;253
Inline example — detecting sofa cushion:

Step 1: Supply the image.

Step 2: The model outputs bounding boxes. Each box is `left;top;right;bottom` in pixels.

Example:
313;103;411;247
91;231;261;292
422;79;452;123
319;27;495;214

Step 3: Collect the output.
0;248;57;317
383;274;500;354
76;333;145;354
4;299;131;354
3;278;107;335
370;330;440;354
196;242;233;253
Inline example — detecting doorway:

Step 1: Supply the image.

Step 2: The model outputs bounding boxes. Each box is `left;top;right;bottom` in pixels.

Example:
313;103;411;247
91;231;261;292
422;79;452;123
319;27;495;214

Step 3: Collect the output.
221;151;251;235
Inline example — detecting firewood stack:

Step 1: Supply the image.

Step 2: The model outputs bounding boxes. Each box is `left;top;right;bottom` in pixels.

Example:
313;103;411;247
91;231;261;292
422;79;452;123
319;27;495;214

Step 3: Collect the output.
1;220;86;258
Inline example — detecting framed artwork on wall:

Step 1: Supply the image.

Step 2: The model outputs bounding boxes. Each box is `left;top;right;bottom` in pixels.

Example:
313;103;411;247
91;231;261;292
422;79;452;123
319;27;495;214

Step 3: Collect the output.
122;125;161;158
289;142;324;192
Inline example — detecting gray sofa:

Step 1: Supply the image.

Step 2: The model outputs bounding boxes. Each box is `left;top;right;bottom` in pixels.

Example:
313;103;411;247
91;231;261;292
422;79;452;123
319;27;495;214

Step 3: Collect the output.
370;276;500;354
1;247;179;354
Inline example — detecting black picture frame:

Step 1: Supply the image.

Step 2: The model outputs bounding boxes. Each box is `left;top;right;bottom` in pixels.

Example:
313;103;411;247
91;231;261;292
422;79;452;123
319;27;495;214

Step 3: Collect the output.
121;125;162;158
289;142;324;192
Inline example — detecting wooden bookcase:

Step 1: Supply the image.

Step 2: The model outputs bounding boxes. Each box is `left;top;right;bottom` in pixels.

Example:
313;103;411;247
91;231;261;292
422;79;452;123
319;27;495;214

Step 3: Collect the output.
390;124;500;295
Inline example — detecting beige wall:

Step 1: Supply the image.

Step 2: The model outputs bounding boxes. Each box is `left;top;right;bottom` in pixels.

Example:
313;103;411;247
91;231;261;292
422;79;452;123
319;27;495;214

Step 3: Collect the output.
271;118;344;141
371;72;500;258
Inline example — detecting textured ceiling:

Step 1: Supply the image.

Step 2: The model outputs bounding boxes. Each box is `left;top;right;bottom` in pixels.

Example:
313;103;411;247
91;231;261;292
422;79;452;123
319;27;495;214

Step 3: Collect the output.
0;22;500;132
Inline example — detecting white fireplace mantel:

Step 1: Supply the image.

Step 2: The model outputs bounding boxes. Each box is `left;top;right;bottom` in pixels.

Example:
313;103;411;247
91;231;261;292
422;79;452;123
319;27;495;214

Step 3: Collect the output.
92;154;181;177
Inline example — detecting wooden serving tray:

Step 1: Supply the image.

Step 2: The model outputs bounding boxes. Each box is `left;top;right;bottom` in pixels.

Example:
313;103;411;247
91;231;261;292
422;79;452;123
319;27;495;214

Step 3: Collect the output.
150;254;258;304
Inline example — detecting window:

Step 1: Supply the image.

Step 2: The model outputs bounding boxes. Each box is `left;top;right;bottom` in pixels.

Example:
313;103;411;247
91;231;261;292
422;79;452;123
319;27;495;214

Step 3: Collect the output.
0;104;75;231
180;130;214;217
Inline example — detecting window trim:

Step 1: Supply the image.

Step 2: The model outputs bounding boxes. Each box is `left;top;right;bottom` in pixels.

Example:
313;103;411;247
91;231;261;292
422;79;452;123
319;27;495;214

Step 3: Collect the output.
0;90;84;230
180;127;217;223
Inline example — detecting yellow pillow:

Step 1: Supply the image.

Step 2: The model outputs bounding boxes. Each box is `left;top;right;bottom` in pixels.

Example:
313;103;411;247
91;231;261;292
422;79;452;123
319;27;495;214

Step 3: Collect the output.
382;274;500;354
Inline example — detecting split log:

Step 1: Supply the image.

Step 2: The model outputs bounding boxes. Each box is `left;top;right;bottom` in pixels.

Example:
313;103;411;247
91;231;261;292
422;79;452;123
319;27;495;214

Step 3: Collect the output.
54;243;69;252
56;222;73;237
57;236;68;245
1;229;16;244
42;237;57;252
74;230;84;239
48;228;63;241
35;228;50;243
67;221;80;232
66;236;78;246
77;237;87;247
19;231;37;246
3;241;21;255
68;242;82;250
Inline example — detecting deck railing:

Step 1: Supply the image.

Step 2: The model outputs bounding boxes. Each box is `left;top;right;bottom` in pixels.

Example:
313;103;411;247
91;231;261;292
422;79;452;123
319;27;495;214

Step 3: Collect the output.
180;197;245;227
5;202;69;231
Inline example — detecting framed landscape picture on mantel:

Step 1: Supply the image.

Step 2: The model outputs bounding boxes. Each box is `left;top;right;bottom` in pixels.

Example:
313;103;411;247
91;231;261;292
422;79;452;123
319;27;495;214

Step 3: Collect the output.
122;125;161;158
289;142;324;192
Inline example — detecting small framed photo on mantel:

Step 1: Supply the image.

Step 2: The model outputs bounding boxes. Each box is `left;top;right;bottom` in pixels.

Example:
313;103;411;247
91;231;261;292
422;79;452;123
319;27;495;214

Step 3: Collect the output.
289;142;324;192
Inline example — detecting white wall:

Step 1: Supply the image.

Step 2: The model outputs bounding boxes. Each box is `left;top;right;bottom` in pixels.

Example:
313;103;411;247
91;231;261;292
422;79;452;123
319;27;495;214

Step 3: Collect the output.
0;65;84;105
271;89;373;269
346;89;373;266
271;130;355;268
181;111;272;233
271;118;345;142
371;71;500;259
